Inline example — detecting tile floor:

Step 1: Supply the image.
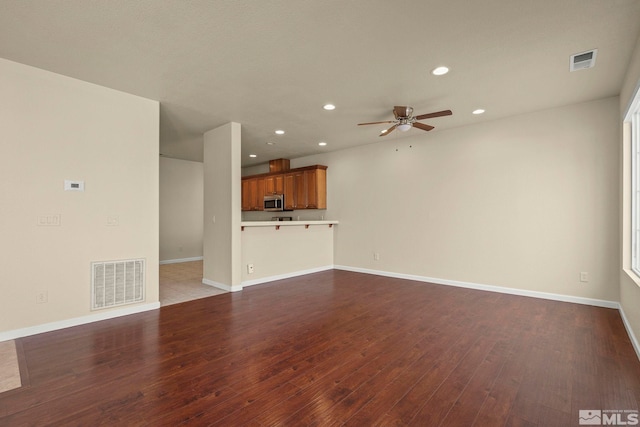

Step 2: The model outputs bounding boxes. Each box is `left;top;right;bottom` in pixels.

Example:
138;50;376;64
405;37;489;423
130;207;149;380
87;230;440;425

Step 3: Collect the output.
0;340;21;394
159;260;227;306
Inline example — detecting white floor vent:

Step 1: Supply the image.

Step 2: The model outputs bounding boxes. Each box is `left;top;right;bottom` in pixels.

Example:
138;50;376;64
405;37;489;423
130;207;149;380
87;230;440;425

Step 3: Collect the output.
91;259;145;310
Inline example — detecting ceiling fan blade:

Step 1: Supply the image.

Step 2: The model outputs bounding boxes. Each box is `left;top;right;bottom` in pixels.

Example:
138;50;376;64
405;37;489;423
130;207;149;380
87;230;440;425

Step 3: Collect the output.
379;124;397;137
413;122;435;132
414;109;453;120
393;106;411;119
358;120;396;126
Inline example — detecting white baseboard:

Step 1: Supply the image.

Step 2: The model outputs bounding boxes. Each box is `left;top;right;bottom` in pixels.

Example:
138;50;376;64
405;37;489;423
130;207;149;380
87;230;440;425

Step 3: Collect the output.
240;265;334;288
619;305;640;361
334;265;619;309
0;302;161;342
202;278;242;292
203;266;335;291
159;256;203;265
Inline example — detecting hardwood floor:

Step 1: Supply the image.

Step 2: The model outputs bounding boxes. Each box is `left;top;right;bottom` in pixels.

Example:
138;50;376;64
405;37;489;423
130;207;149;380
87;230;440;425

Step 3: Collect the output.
1;270;639;426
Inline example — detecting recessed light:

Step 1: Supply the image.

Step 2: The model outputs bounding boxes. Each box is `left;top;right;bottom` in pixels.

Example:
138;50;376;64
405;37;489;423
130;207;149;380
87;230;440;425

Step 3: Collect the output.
266;142;275;146
275;130;285;135
431;66;449;76
318;142;327;146
249;154;257;158
472;109;485;115
323;104;336;111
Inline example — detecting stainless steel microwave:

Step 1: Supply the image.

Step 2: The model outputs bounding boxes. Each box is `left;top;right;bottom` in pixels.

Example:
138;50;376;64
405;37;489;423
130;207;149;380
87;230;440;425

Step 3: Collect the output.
264;194;284;211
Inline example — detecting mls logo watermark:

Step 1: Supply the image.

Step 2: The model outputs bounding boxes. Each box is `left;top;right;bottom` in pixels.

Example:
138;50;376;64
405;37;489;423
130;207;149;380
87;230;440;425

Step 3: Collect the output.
580;411;602;425
579;409;639;425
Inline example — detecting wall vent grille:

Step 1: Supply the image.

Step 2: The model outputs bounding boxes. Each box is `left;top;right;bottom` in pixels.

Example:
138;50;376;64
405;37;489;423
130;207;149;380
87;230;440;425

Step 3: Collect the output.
91;259;145;310
570;49;597;72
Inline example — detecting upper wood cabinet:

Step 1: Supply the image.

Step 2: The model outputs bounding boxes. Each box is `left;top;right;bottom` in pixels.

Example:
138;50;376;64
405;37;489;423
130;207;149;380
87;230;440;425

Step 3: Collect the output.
242;165;327;211
241;176;265;211
305;168;326;209
241;179;252;211
264;174;284;195
283;173;296;210
283;167;326;210
255;177;265;210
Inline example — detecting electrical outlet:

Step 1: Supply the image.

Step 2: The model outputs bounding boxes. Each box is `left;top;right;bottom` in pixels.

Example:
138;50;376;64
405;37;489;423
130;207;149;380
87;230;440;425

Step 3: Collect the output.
580;272;589;283
36;290;48;304
247;263;254;274
374;252;380;261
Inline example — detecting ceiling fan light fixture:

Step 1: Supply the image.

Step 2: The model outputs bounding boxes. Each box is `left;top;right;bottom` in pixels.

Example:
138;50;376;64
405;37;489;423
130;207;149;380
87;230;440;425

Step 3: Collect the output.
360;106;452;137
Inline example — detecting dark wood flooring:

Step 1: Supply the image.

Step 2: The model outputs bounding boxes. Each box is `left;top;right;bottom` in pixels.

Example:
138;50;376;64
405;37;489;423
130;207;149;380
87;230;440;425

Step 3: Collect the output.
1;270;639;426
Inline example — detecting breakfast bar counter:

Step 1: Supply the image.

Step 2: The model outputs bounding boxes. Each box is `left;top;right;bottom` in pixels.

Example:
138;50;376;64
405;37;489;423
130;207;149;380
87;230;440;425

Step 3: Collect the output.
241;220;338;229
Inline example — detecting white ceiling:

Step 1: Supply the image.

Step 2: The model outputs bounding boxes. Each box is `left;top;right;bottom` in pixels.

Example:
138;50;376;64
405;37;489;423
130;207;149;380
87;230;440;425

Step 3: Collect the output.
1;0;639;166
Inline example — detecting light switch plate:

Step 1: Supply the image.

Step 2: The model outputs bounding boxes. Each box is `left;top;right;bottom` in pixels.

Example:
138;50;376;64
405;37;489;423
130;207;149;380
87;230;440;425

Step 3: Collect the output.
37;214;61;226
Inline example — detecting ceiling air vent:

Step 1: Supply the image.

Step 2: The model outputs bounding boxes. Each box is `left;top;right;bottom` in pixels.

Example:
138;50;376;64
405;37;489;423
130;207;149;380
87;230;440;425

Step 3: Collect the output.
570;49;597;72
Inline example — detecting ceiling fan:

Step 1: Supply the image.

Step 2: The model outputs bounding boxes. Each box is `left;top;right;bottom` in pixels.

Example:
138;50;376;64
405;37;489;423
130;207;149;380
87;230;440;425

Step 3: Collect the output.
358;106;452;137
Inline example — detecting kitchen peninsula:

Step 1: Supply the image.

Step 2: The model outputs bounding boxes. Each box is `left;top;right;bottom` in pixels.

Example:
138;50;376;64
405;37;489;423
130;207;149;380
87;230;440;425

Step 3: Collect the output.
240;159;337;286
241;220;338;286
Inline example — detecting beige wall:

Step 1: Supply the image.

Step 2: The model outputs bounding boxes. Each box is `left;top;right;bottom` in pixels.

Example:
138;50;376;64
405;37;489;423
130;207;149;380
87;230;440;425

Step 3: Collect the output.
159;157;203;262
295;97;620;302
620;32;640;348
0;58;159;334
621;33;640;116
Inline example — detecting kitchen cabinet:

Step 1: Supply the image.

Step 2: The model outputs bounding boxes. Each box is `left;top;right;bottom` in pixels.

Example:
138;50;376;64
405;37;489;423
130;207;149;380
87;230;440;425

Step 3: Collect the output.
255;177;265;210
304;168;326;209
283;167;326;210
283;173;296;210
242;165;327;211
295;172;306;208
241;179;252;211
241;177;265;211
264;174;284;195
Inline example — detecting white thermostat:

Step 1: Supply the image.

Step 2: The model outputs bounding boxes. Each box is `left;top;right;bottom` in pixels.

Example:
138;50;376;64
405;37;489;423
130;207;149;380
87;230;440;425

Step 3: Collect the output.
64;180;85;191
